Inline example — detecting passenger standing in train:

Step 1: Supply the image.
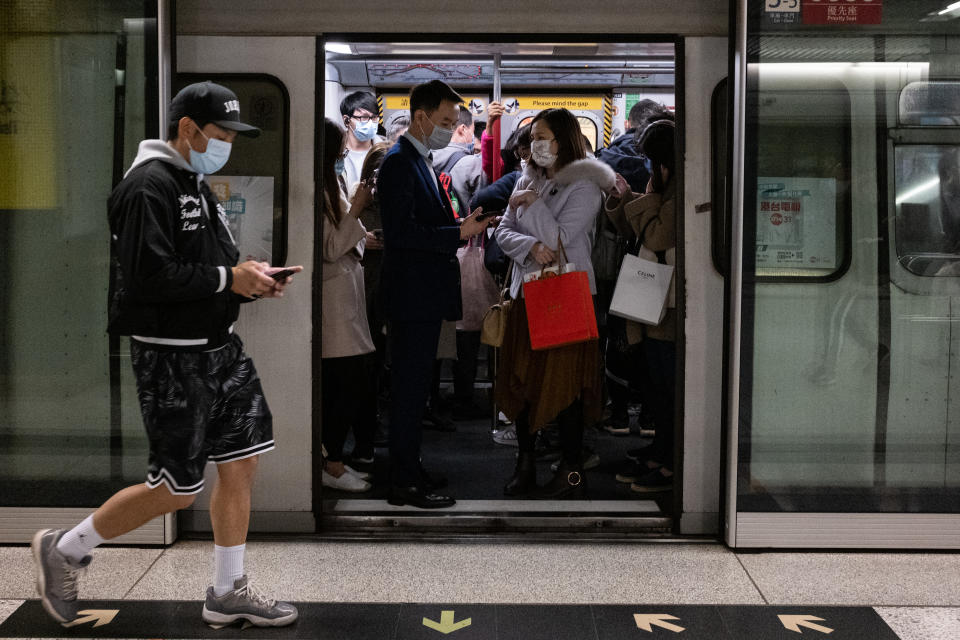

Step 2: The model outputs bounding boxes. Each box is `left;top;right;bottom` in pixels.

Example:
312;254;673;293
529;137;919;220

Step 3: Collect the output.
340;91;383;190
495;108;615;498
597;99;661;193
432;106;484;213
377;79;492;508
32;82;300;628
320;118;377;492
386;112;410;144
604;119;677;492
596;103;671;438
352;142;392;457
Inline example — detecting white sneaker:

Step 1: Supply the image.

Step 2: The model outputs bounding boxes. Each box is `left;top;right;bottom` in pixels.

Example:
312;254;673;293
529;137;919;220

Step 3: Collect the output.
344;465;372;481
498;411;513;426
322;469;371;492
492;425;518;447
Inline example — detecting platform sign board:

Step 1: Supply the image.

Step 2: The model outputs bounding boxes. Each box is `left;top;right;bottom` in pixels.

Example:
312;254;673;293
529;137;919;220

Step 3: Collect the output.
755;177;837;271
802;0;882;25
764;0;802;25
207;175;275;264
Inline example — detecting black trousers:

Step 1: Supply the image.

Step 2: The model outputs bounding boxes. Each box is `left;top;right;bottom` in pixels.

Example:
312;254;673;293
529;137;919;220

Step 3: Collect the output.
453;329;482;406
389;320;443;486
321;352;375;463
642;338;676;467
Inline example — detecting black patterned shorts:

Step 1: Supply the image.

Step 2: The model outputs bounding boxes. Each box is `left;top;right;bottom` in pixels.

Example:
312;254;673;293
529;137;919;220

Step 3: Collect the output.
130;334;274;495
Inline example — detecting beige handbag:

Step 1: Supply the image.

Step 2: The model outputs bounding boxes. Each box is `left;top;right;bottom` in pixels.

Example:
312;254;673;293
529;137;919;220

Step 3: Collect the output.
480;261;514;347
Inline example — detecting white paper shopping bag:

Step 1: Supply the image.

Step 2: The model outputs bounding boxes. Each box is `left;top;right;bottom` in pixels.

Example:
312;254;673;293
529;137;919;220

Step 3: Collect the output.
608;253;675;326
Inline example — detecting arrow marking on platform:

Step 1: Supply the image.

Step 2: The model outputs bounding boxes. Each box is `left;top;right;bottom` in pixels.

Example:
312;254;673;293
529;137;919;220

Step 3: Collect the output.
423;610;472;634
778;614;834;634
634;613;685;633
62;609;118;628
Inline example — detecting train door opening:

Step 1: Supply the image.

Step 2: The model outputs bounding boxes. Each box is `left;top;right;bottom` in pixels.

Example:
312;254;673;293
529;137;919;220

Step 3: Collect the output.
316;37;686;534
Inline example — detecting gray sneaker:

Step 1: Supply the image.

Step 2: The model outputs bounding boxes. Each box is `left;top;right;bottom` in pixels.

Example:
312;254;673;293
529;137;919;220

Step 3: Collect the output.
31;529;91;624
202;576;298;628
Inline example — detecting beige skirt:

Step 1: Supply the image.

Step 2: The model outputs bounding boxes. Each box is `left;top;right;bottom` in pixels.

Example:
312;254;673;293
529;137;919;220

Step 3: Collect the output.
495;297;603;432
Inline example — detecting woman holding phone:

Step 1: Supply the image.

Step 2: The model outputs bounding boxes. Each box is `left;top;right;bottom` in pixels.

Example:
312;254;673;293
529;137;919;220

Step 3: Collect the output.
319;117;377;492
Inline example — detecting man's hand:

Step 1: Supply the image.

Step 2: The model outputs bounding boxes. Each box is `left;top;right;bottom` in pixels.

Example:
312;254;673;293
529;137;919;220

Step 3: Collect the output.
262;264;304;298
365;231;384;250
459;207;492;240
529;242;556;265
509;189;538;210
230;261;279;299
487;101;505;122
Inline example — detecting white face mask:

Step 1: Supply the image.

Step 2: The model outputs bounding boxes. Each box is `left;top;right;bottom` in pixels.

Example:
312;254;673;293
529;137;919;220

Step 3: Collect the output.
531;139;557;168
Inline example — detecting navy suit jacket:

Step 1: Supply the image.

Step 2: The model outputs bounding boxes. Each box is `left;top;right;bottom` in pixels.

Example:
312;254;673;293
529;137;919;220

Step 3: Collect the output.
377;135;463;323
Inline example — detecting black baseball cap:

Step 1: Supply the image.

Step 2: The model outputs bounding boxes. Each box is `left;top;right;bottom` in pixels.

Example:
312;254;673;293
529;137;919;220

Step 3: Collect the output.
169;81;260;138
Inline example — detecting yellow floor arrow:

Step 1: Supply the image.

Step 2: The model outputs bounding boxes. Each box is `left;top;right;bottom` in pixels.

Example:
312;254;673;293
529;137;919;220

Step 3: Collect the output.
778;614;834;634
422;610;472;634
634;613;685;633
62;609;118;628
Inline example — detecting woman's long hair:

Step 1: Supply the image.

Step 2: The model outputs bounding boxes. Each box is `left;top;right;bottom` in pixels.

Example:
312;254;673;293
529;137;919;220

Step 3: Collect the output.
323;118;345;227
637;119;676;194
359;141;390;184
529;108;587;172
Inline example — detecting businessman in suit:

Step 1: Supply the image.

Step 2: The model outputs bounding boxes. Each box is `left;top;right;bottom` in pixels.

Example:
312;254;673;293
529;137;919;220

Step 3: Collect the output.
378;80;492;508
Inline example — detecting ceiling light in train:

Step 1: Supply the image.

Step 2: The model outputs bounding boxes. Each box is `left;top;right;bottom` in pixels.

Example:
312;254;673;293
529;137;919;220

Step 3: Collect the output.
325;42;353;54
938;1;960;16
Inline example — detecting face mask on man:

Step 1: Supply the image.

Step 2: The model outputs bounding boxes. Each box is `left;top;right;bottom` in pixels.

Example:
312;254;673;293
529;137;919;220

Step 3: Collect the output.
188;126;232;175
353;120;378;142
419;114;454;150
531;139;557;169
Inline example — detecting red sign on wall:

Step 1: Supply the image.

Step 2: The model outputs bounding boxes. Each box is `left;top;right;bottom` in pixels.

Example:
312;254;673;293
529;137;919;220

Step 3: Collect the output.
802;0;882;25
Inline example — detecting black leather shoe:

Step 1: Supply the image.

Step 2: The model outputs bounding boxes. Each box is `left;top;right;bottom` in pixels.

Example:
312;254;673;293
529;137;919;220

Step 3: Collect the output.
420;467;448;491
387;485;456;509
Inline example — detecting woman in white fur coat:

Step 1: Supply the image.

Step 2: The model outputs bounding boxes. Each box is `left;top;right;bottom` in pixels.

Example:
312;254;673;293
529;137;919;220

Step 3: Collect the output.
495;108;615;499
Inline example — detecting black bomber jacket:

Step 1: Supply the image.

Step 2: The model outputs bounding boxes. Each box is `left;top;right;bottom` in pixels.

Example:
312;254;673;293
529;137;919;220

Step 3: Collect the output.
107;139;245;351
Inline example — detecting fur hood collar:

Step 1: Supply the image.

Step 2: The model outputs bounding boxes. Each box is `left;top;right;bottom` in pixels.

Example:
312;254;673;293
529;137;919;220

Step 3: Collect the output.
524;157;616;192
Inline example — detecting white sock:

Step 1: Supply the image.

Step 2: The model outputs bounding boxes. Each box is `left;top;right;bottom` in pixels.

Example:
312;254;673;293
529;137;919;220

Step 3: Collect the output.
213;544;246;596
56;514;105;562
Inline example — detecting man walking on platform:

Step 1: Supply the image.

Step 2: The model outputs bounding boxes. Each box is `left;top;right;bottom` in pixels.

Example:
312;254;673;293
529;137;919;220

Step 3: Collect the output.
378;80;492;508
32;81;301;629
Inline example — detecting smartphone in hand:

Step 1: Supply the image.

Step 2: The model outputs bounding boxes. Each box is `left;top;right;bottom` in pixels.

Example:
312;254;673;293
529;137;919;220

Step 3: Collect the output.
270;268;297;281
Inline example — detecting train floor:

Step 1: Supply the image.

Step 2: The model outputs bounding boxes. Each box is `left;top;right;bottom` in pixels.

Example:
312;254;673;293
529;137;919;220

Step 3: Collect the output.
323;386;669;509
1;539;959;639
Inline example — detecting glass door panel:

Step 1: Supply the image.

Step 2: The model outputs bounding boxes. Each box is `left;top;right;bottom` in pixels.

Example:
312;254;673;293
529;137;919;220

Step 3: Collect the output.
727;1;960;547
1;1;160;509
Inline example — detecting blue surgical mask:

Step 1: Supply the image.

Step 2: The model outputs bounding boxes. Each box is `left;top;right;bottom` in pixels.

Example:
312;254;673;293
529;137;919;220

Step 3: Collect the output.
643;156;653;174
353;120;378;142
188;128;232;175
335;158;345;175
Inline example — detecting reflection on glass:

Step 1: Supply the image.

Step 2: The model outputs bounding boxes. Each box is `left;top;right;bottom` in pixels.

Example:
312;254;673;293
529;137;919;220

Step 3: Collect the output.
895;145;960;275
739;34;960;513
0;1;155;507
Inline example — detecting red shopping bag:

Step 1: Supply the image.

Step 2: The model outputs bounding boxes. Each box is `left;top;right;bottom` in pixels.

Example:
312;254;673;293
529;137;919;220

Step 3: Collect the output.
523;269;598;350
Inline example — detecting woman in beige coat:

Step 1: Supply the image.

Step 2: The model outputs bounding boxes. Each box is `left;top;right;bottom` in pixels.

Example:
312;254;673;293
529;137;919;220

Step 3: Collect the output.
604;119;677;493
320;118;376;492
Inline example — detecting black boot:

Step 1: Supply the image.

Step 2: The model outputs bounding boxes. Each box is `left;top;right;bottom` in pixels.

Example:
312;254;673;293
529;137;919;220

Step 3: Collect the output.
504;452;537;496
534;459;586;499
